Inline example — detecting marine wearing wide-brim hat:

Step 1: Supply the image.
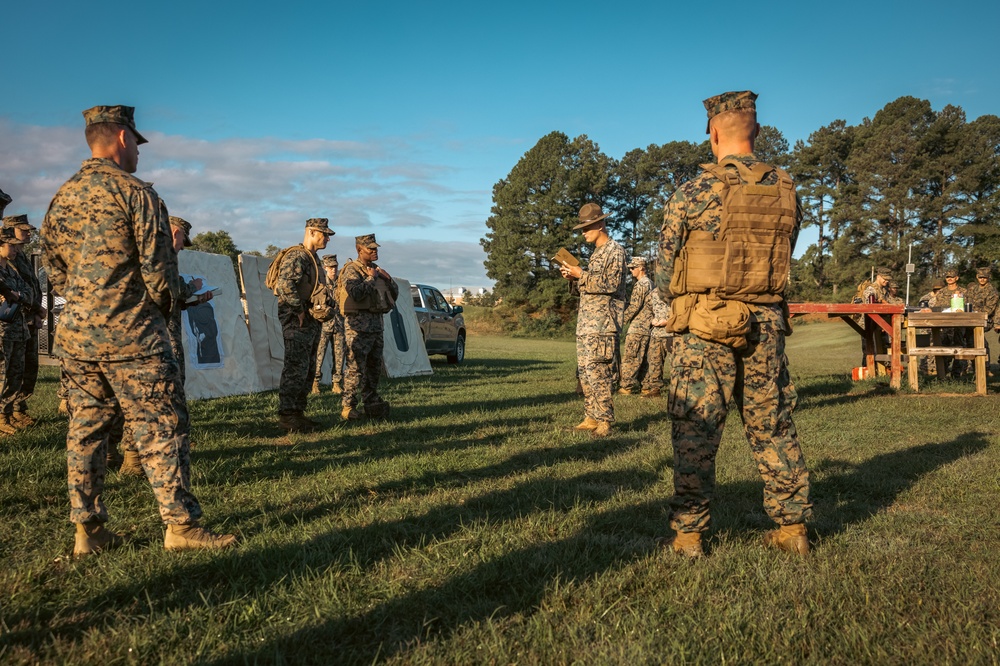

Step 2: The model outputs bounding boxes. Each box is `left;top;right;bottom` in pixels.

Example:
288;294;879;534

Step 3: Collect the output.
2;214;36;232
355;233;379;249
306;218;335;236
322;254;339;267
82;105;148;145
703;90;758;134
573;203;610;231
168;216;193;247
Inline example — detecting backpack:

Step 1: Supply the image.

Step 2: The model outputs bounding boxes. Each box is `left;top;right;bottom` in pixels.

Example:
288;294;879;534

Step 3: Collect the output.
265;245;334;322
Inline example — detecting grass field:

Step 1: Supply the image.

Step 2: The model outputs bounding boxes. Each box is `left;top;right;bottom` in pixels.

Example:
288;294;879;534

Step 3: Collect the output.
2;323;999;665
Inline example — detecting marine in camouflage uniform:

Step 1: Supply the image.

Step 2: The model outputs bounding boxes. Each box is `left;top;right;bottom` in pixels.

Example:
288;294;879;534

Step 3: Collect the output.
966;267;998;369
313;254;346;394
0;227;30;435
642;287;672;396
274;218;333;431
560;204;627;437
1;215;43;427
339;234;398;419
43;105;233;553
619;257;653;394
939;268;968;377
656;91;811;556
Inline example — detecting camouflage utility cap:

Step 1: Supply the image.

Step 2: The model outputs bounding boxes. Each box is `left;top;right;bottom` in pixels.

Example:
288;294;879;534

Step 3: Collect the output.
169;216;193;247
356;233;379;249
82;105;148;144
977;267;991;278
322;254;339;267
876;266;892;277
573;203;610;230
306;218;335;235
703;90;757;133
0;226;24;244
944;267;959;278
888;280;899;289
628;257;647;269
931;281;944;290
2;214;35;231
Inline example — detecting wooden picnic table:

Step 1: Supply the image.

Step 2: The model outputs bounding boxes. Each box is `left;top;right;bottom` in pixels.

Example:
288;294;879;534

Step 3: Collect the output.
787;303;906;389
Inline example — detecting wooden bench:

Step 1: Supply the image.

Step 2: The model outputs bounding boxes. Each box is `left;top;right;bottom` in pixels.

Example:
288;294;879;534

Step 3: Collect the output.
905;312;988;395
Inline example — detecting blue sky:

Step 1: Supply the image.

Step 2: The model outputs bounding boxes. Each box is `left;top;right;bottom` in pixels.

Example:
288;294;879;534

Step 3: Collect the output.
3;1;998;291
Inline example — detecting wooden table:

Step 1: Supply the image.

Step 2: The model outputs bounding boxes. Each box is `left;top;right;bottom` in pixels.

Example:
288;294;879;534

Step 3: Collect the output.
788;303;906;389
905;311;988;395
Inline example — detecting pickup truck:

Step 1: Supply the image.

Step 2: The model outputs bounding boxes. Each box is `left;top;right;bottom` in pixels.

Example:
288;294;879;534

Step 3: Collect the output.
411;283;466;363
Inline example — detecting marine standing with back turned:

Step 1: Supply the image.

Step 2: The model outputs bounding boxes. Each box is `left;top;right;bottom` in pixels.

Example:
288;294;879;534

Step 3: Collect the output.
272;218;334;433
42;105;235;554
656;91;811;558
559;204;627;438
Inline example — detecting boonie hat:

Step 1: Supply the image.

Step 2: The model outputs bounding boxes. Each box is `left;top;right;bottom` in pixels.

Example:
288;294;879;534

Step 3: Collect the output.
573;203;610;231
306;218;335;236
82;105;148;144
703;90;757;133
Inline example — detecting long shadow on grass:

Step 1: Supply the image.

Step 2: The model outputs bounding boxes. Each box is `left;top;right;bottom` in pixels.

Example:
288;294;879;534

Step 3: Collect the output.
1;467;664;660
794;376;894;409
708;432;991;540
225;436;646;529
216;495;672;664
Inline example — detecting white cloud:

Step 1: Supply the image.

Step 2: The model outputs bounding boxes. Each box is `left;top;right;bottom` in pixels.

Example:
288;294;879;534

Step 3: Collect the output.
0;117;493;287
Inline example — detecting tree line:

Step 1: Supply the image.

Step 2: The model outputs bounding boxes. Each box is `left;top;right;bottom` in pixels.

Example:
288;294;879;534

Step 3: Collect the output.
480;96;1000;313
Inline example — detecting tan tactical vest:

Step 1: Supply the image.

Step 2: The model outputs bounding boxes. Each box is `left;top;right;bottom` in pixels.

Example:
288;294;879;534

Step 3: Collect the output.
669;158;797;304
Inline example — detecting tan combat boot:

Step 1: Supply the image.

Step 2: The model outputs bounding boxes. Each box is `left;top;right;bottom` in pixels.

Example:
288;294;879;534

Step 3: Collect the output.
573;416;599;431
164;522;237;551
617;387;637;395
331;382;342;395
58;399;68;416
763;523;809;555
74;522;127;556
640;389;661;398
118;450;144;476
591;421;612;438
668;531;704;559
0;415;18;435
310;380;321;395
341;406;361;421
11;411;36;427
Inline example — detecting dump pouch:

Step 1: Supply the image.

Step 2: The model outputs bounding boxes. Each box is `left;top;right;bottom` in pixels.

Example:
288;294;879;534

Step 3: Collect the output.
665;293;698;334
687;295;751;349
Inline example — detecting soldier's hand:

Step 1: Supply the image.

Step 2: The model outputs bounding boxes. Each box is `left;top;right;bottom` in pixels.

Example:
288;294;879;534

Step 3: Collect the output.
191;278;204;291
376;267;391;281
366;266;377;279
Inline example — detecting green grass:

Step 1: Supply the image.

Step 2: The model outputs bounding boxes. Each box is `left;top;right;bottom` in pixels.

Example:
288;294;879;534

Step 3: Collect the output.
2;324;999;665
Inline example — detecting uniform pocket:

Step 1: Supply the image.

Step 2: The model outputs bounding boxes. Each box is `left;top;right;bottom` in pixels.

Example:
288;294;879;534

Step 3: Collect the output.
668;344;703;419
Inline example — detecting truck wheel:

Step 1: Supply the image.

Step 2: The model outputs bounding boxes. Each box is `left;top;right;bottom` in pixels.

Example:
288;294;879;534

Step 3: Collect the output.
447;333;465;364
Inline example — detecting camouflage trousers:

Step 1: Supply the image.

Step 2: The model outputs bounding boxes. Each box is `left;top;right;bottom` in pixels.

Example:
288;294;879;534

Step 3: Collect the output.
279;319;320;414
620;333;650;391
315;319;346;385
577;334;618;424
343;329;385;410
667;317;811;534
62;353;201;525
642;336;671;392
0;337;26;416
14;329;38;413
